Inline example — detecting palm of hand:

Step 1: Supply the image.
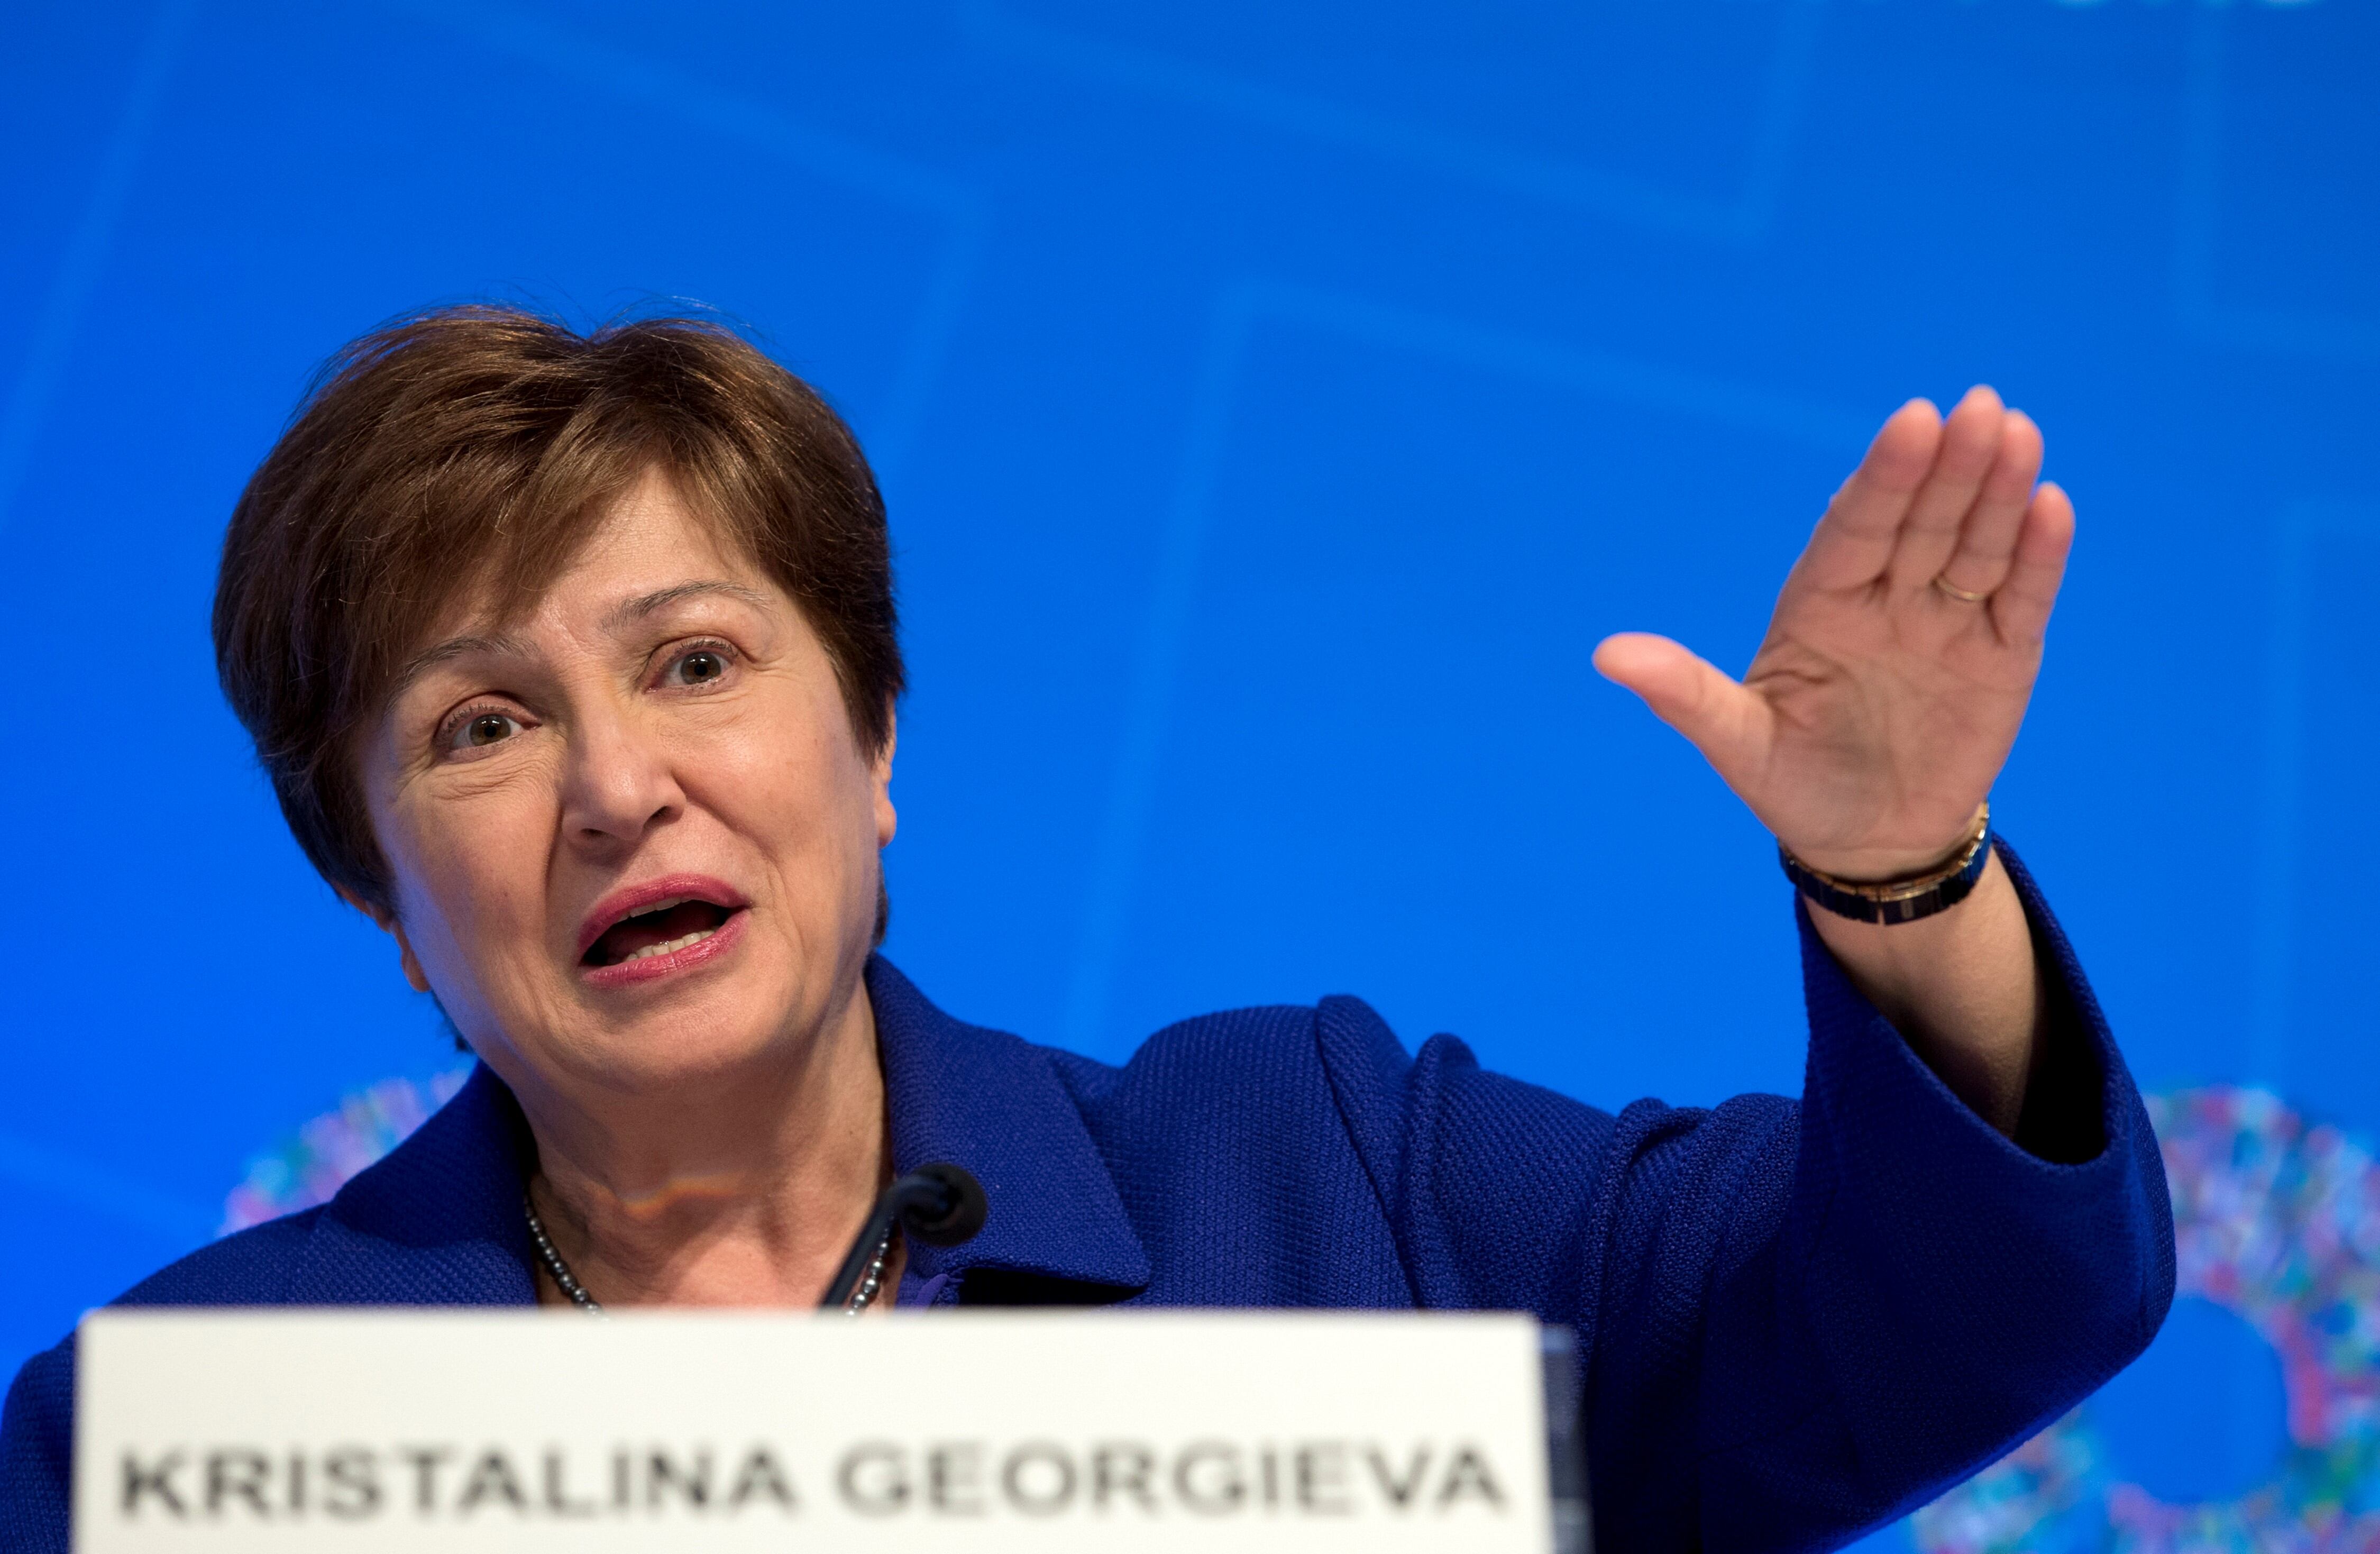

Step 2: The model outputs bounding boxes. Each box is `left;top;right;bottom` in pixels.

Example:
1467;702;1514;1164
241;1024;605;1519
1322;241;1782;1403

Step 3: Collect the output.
1597;388;2074;880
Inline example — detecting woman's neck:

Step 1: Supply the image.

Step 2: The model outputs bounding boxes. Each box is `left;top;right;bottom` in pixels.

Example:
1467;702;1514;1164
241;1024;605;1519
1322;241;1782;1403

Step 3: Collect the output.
508;980;893;1309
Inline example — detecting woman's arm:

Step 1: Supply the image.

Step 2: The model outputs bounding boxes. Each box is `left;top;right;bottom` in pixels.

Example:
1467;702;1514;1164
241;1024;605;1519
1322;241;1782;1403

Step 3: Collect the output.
1;1340;72;1554
1369;846;2169;1551
1594;387;2071;1137
1802;849;2039;1132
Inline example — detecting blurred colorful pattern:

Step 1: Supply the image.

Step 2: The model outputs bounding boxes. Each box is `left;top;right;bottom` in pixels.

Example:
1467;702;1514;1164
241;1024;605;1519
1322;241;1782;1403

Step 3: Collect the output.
1915;1087;2380;1554
219;1067;474;1234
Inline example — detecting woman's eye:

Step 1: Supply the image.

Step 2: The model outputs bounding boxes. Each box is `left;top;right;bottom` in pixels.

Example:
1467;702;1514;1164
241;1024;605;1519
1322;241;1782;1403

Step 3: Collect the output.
663;648;730;687
447;711;522;752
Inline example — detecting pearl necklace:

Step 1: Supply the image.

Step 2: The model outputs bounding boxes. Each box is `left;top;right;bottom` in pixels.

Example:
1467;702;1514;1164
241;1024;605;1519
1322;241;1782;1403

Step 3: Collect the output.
523;1193;894;1315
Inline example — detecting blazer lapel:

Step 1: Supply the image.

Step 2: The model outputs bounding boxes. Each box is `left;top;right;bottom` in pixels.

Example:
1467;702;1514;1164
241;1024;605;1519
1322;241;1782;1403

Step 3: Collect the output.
869;956;1151;1300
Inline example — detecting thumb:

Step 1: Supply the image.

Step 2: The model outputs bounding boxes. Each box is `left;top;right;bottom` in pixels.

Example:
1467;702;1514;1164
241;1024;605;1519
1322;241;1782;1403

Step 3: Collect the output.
1592;632;1770;787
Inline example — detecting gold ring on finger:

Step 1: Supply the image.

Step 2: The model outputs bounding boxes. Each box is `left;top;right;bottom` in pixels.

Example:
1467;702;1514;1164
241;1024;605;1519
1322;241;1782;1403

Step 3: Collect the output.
1932;574;1991;605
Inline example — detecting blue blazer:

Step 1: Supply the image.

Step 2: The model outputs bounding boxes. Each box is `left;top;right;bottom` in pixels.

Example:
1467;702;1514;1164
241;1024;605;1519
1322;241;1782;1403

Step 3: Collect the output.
0;845;2174;1553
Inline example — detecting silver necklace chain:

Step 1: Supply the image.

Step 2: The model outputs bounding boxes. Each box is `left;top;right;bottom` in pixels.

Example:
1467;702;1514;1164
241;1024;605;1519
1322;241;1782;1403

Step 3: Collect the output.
523;1193;893;1316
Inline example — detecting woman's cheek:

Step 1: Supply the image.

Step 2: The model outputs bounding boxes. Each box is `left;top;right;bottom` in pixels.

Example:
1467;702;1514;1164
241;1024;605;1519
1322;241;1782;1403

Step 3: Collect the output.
718;728;843;849
401;788;548;982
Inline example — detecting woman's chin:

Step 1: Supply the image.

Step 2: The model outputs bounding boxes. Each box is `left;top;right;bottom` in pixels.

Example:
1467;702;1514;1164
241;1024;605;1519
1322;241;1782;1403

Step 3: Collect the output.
539;1015;813;1096
532;975;844;1095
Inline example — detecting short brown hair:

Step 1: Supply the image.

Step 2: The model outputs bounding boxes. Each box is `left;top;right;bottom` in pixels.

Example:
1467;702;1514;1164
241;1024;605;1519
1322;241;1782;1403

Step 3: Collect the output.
214;305;902;913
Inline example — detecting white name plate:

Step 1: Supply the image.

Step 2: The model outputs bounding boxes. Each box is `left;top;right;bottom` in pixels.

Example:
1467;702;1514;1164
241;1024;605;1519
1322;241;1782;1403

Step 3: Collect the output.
76;1308;1559;1552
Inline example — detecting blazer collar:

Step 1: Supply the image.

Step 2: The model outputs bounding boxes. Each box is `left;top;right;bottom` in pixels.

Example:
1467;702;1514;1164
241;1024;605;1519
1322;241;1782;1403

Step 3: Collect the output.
286;958;1149;1303
868;956;1150;1295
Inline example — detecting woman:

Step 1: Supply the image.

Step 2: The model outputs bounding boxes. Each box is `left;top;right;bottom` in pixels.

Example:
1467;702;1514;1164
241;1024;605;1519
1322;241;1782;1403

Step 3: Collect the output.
0;307;2170;1551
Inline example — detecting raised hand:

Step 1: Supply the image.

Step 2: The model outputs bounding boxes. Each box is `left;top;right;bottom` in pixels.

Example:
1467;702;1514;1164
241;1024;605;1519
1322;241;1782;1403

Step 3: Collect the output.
1594;386;2072;881
1593;387;2074;1132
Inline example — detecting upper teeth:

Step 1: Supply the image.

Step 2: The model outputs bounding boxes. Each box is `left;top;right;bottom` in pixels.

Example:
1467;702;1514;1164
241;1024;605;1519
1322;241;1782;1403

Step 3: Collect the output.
625;896;688;921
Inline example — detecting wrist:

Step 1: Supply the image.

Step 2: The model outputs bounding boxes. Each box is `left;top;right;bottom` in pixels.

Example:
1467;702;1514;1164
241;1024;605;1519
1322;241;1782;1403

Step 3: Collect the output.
1782;804;1992;926
1787;806;1989;883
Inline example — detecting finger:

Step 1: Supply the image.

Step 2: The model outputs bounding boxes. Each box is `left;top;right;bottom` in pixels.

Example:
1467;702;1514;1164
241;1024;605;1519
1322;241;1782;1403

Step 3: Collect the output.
1593;632;1772;789
1934;409;2045;601
1884;386;2007;593
1988;481;2075;648
1796;398;1943;591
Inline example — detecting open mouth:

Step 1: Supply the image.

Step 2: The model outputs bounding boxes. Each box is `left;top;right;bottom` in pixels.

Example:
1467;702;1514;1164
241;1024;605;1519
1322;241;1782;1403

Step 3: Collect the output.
581;896;740;970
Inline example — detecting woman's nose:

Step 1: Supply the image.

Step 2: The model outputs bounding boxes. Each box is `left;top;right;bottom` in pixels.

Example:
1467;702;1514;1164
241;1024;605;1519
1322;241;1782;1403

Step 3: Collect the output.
556;708;685;847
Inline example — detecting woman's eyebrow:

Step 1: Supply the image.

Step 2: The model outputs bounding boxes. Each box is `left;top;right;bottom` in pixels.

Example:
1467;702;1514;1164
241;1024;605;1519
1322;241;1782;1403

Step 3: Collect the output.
382;583;767;705
601;580;771;633
387;633;531;702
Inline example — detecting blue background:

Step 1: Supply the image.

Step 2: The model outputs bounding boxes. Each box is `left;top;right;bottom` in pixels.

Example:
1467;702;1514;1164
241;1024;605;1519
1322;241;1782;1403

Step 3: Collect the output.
2;0;2373;1542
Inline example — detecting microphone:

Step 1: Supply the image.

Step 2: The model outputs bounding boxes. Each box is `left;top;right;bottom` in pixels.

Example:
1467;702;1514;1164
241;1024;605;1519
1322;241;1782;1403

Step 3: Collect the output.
820;1162;987;1310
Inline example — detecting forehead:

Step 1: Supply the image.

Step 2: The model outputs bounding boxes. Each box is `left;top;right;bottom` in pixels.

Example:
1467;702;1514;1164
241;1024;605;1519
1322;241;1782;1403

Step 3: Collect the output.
543;473;762;604
431;470;770;641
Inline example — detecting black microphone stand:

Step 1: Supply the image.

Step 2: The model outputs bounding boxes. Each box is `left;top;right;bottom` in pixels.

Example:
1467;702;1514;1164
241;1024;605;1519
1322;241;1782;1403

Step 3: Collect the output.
819;1162;987;1310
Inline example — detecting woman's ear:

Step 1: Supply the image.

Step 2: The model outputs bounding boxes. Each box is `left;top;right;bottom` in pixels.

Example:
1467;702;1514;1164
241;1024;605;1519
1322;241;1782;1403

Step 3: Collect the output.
334;885;433;995
872;703;898;850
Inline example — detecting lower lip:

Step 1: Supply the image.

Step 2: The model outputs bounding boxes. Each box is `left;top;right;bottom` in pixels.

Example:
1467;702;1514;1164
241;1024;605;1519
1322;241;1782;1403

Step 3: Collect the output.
579;908;749;990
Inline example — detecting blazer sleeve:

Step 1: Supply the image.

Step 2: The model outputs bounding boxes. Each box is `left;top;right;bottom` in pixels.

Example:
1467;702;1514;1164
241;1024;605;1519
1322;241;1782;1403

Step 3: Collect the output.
1351;838;2176;1554
1;1339;74;1554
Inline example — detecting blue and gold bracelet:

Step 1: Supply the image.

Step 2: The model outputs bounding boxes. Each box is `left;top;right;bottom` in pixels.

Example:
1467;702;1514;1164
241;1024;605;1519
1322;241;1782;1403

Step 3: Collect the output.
1779;803;1992;926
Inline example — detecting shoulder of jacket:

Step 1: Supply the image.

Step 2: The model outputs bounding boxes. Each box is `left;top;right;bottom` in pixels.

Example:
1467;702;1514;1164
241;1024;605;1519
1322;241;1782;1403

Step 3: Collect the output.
111;1208;326;1308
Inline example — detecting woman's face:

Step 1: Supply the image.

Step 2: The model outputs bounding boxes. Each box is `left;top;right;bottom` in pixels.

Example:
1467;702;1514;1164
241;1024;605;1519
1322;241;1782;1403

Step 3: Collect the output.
359;471;895;1098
